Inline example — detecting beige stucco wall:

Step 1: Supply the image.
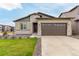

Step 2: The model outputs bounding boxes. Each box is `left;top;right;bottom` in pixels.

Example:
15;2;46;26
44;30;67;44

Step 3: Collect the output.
37;19;72;36
15;15;39;34
15;21;32;34
15;14;52;35
30;14;40;22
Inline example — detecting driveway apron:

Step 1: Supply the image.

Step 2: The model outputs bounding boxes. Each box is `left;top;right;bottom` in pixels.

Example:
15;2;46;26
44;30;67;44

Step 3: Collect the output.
41;36;79;56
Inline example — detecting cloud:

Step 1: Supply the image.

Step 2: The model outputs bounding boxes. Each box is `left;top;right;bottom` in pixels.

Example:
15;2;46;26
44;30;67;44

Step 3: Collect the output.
32;3;79;16
0;3;22;10
33;3;78;12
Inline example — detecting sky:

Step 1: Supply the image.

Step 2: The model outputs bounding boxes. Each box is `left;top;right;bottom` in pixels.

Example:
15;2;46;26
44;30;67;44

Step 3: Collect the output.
0;3;79;26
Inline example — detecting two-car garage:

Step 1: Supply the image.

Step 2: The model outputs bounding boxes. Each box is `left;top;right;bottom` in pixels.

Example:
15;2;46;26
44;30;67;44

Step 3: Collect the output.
37;18;72;36
41;23;67;35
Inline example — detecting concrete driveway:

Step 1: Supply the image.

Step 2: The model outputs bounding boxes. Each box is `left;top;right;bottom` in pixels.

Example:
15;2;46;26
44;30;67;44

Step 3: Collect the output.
41;36;79;56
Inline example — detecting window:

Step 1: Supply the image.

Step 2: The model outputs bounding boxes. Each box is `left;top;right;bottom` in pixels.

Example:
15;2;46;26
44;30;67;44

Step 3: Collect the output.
24;24;27;29
21;23;23;30
20;23;27;30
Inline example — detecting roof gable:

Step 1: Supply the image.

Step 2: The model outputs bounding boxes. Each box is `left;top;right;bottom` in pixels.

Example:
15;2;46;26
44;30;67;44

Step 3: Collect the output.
14;12;55;22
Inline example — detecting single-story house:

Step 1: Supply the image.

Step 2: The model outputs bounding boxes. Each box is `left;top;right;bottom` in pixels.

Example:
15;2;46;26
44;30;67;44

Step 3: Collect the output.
14;12;72;36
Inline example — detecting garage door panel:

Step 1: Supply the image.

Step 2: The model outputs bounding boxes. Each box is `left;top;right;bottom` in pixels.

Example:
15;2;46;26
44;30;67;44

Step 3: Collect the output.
41;23;67;35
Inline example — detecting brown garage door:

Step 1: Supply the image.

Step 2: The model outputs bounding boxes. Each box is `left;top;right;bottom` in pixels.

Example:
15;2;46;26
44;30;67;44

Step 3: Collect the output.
41;23;67;35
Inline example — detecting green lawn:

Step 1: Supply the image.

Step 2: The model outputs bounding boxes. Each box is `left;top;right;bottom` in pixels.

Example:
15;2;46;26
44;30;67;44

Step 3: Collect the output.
0;37;37;56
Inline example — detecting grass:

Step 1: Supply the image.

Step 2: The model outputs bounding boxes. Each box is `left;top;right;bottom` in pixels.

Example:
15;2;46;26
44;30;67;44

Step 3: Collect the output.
0;37;37;56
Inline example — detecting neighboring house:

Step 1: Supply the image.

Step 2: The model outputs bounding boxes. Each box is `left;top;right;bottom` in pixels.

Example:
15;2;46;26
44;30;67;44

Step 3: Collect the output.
59;5;79;35
4;25;14;32
14;12;72;36
0;24;5;32
0;24;14;33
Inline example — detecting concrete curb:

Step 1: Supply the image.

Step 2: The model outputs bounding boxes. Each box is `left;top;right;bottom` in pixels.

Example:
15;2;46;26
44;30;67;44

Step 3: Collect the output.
33;38;42;56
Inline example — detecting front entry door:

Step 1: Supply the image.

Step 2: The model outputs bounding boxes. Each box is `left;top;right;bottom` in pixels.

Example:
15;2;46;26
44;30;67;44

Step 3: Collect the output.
33;23;38;33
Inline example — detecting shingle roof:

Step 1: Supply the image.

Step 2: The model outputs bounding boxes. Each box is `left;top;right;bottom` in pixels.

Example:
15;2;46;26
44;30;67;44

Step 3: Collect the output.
13;12;55;22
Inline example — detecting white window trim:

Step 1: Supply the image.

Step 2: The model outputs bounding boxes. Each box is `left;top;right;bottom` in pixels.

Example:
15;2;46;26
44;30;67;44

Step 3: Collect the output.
20;23;27;31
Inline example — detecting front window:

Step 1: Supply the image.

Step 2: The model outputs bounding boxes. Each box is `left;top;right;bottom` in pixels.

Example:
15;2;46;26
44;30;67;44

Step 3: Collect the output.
24;24;27;29
21;23;23;30
20;23;27;30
